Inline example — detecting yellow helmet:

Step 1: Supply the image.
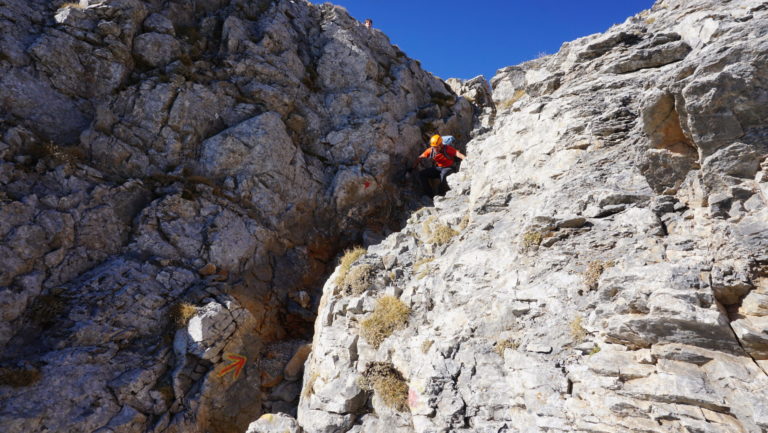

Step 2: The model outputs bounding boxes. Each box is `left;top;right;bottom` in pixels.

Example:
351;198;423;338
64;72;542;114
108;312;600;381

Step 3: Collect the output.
430;135;442;147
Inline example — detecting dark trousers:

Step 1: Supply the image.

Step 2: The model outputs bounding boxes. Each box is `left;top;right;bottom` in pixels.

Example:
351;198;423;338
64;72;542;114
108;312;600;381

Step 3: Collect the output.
419;166;455;197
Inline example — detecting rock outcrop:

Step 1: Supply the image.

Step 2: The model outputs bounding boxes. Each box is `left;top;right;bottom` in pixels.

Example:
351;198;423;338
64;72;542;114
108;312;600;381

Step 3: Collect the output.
0;1;471;432
297;0;768;432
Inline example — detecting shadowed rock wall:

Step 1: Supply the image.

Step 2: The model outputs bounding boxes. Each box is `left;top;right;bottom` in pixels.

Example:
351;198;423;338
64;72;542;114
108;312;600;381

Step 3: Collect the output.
0;0;471;432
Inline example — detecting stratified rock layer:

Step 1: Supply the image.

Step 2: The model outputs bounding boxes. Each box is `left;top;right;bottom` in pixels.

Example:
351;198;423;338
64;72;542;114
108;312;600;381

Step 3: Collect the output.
0;0;471;432
298;0;768;432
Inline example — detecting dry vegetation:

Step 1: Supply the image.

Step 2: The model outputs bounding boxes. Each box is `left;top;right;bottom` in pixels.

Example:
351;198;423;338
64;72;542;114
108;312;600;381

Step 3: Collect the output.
494;339;519;358
342;264;374;296
334;246;366;286
31;141;85;167
302;371;320;398
458;214;471;231
360;296;410;348
497;89;527;111
584;260;616;290
413;256;434;280
422;216;458;245
359;362;409;412
421;339;434;354
429;224;459;245
570;316;587;343
0;366;42;388
59;2;86;10
170;302;197;327
521;230;543;250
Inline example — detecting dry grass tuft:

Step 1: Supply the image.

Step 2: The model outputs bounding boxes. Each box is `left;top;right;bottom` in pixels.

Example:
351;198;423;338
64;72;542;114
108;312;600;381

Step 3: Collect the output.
360;296;410;348
59;2;86;10
422;216;458;245
170;302;197;328
30;141;86;167
498;89;527;111
458;214;471;231
302;371;320;398
359;362;409;412
421;215;437;238
494;339;519;358
29;294;66;327
583;260;615;290
521;231;543;250
342;264;375;296
570;316;587;343
421;339;434;354
334;246;366;286
429;224;459;245
0;366;42;388
413;256;434;280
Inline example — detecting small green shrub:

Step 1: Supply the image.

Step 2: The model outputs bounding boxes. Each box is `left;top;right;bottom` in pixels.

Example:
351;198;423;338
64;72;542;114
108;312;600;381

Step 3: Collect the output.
359;362;409;412
498;89;526;110
360;296;410;348
334;246;366;286
570;316;587;343
170;302;197;328
588;344;601;356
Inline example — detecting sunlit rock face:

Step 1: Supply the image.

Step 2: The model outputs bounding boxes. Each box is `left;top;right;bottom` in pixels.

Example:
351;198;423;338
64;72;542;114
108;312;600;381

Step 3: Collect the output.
294;0;768;432
0;0;471;432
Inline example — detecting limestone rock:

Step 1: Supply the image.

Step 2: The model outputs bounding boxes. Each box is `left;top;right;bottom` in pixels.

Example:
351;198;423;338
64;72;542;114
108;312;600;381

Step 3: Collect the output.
133;32;181;67
246;413;303;433
297;1;768;432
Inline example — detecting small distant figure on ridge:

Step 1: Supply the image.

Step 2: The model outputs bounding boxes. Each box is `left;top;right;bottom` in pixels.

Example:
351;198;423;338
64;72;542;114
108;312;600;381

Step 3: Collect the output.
412;135;466;198
364;18;373;29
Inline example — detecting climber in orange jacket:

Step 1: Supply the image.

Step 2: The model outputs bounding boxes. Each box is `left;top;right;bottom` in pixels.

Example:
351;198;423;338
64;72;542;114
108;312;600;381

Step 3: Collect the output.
413;134;466;197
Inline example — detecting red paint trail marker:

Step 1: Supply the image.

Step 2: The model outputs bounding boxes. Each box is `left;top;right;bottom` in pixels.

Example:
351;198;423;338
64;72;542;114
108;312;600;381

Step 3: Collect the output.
217;353;246;380
363;181;371;189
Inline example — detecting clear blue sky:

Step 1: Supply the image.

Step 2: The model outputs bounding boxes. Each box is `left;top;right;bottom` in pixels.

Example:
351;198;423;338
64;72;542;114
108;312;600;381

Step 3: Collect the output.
310;0;656;81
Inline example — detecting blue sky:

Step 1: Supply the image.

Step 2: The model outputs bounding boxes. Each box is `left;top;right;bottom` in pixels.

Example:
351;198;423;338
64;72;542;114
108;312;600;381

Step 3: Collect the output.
310;0;656;81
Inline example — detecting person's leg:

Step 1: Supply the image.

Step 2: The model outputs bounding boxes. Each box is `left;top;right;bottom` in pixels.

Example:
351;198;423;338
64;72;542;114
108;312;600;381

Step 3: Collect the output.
419;167;440;197
437;166;455;195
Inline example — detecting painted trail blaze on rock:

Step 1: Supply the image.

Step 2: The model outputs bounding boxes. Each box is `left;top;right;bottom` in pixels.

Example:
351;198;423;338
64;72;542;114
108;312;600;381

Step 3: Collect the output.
217;353;247;380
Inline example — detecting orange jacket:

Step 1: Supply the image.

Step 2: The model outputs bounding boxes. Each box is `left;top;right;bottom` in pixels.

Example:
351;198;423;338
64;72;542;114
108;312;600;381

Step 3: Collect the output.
420;145;458;168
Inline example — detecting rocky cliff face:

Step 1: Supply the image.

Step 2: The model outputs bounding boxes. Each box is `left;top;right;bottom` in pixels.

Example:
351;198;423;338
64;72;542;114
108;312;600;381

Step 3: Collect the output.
294;0;768;432
0;1;471;432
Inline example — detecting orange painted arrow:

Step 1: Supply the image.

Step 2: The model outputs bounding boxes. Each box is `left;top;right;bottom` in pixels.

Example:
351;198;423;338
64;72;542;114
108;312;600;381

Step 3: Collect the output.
217;353;246;380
